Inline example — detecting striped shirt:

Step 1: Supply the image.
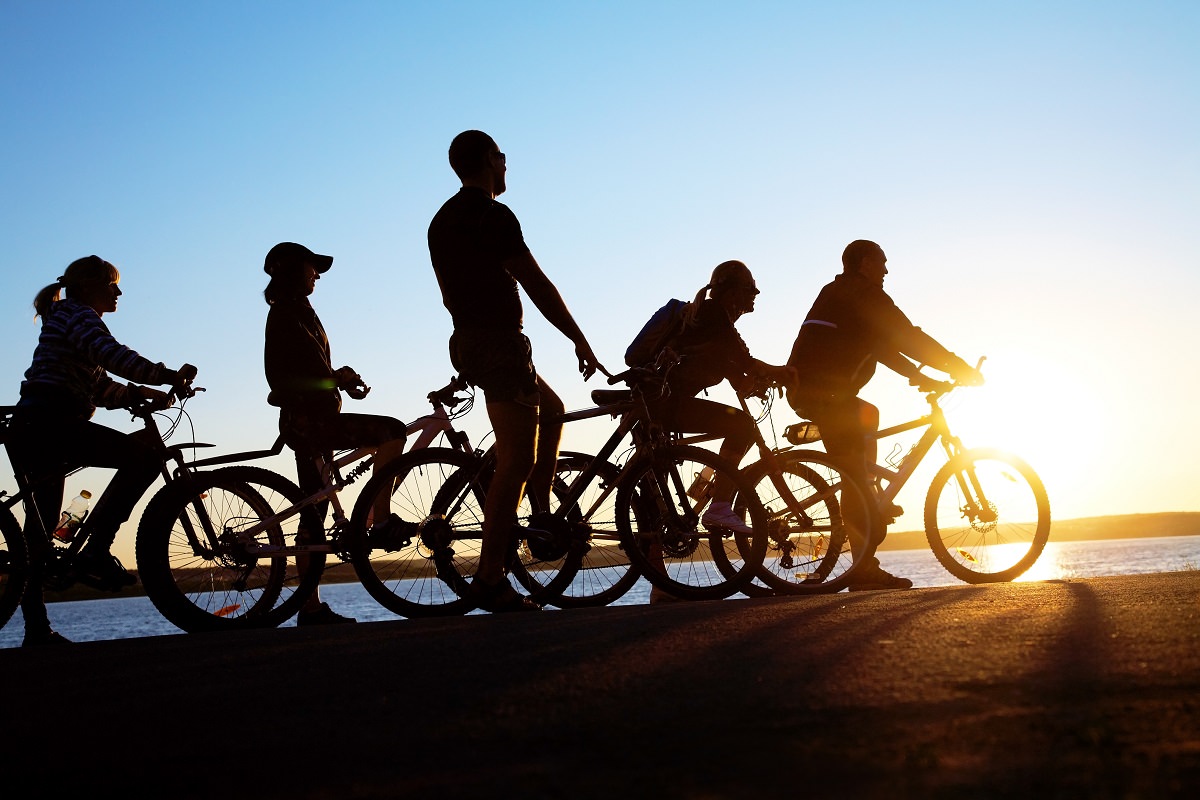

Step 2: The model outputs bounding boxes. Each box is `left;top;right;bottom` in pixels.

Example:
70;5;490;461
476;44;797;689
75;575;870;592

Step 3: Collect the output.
19;298;173;419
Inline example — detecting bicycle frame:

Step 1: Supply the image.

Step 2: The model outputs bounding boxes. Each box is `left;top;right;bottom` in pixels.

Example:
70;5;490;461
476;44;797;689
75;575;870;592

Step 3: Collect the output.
867;387;1001;525
666;390;848;527
190;377;483;558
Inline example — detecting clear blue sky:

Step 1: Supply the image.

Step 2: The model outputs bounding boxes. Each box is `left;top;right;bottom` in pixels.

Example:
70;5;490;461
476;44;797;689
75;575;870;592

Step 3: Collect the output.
3;1;1198;563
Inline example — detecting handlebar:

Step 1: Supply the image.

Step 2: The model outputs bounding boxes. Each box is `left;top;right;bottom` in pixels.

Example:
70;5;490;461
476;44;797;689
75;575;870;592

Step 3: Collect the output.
912;356;987;401
127;382;204;417
428;375;472;409
606;364;662;388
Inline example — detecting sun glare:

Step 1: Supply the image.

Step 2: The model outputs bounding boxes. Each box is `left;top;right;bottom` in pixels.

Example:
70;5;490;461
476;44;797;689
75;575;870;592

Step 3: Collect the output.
941;355;1101;520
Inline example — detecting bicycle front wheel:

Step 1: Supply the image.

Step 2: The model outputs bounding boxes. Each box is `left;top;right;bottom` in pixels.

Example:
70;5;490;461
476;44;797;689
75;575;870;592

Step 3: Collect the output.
348;448;478;617
736;450;880;595
924;448;1051;583
0;505;27;631
136;466;324;632
617;445;768;601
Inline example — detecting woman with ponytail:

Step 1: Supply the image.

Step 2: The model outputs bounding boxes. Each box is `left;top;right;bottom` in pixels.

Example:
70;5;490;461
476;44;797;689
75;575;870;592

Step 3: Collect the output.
9;255;196;645
643;261;794;600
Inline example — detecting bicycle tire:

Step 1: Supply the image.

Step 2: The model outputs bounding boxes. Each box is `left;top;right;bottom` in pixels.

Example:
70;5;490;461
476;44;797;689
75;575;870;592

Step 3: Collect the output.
513;451;638;609
547;451;641;607
348;447;478;617
136;466;324;632
0;505;27;630
924;448;1051;583
732;450;880;595
616;445;768;601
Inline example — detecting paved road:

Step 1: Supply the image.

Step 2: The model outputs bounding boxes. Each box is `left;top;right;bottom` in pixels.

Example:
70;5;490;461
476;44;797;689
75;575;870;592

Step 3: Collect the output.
2;572;1198;799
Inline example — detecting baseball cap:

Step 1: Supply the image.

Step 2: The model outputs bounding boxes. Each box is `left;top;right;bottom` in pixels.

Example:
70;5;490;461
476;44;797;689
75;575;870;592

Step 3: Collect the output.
264;242;334;275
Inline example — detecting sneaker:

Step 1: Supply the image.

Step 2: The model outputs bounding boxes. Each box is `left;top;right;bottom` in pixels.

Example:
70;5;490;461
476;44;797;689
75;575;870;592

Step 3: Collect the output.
470;577;541;613
23;630;72;647
367;514;416;551
296;602;357;626
848;566;914;591
701;501;753;535
880;502;904;524
649;585;685;604
74;550;138;592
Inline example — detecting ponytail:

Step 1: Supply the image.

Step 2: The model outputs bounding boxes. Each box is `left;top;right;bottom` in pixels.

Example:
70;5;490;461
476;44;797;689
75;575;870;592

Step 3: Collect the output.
680;283;709;329
32;277;66;320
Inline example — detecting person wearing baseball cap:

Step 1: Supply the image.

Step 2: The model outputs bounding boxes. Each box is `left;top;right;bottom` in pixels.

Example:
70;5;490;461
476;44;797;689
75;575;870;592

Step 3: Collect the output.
264;241;334;276
262;241;408;625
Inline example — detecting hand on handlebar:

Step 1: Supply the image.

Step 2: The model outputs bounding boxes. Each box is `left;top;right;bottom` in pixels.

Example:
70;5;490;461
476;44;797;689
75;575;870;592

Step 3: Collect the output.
136;384;177;412
953;360;986;387
172;363;198;398
909;373;952;394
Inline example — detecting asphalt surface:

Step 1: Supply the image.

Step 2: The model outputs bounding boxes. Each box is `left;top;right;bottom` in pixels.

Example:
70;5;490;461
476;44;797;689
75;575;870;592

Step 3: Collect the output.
2;571;1198;799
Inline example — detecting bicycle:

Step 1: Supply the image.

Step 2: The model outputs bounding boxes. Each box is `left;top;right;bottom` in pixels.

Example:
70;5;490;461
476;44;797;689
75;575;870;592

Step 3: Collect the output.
135;394;440;632
677;380;882;596
134;372;603;627
0;381;244;632
348;376;605;616
790;360;1051;583
355;364;775;607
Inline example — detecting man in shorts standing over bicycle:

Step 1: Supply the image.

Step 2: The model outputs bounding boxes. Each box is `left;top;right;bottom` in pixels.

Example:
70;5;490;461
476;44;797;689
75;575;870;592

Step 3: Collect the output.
428;130;607;612
787;239;982;590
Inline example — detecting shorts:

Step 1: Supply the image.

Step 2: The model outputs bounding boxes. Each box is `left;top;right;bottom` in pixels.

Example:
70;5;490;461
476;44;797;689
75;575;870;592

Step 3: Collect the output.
787;387;870;462
280;410;408;458
449;328;541;407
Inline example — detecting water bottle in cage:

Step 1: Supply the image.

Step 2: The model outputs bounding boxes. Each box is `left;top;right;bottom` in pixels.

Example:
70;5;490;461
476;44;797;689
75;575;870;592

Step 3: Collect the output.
686;466;715;501
53;489;92;542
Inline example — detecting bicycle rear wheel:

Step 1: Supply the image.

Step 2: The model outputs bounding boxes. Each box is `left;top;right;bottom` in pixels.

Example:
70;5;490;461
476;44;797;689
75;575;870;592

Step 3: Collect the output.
925;448;1051;583
616;445;768;601
512;451;636;608
348;448;478;617
136;466;324;632
734;450;879;594
0;505;27;630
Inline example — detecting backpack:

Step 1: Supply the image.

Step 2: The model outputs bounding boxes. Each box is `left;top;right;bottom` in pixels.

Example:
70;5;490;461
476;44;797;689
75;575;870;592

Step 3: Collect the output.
624;298;687;368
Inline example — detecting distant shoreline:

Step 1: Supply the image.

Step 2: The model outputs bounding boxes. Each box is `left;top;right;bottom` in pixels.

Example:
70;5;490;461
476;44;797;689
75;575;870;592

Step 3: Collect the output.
877;510;1200;551
37;510;1200;603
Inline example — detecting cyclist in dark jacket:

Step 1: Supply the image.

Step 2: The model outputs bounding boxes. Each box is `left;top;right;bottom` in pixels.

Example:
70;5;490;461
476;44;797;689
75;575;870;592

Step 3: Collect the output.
787;239;982;590
9;255;196;646
262;242;408;625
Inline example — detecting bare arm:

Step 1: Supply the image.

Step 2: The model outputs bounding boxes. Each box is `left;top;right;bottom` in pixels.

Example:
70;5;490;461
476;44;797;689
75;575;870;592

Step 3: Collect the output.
503;251;609;379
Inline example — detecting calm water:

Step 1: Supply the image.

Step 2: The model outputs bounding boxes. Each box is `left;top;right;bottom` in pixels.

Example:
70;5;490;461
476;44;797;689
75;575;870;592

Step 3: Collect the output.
3;535;1198;649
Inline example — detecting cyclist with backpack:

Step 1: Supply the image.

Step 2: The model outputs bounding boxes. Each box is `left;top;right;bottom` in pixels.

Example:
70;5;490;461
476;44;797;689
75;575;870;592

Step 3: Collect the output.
7;255;196;645
628;260;793;599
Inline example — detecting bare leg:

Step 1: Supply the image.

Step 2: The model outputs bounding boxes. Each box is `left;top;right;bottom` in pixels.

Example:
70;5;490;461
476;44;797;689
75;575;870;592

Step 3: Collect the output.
525;377;563;514
477;399;538;585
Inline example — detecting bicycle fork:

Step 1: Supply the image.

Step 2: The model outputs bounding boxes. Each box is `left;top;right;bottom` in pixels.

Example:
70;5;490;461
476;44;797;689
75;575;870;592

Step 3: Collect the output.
940;437;997;526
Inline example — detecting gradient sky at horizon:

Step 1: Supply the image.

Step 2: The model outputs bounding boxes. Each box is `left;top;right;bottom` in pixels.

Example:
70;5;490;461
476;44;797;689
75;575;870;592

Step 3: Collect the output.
3;1;1198;565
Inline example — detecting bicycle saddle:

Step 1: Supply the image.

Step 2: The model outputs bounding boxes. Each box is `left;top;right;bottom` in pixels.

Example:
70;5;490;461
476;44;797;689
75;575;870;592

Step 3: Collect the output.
590;389;632;405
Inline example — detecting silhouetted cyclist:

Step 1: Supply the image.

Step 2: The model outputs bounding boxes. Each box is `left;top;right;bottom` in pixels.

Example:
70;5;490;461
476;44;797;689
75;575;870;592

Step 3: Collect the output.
635;259;794;602
787;239;983;590
262;241;408;625
8;255;196;645
427;130;607;612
